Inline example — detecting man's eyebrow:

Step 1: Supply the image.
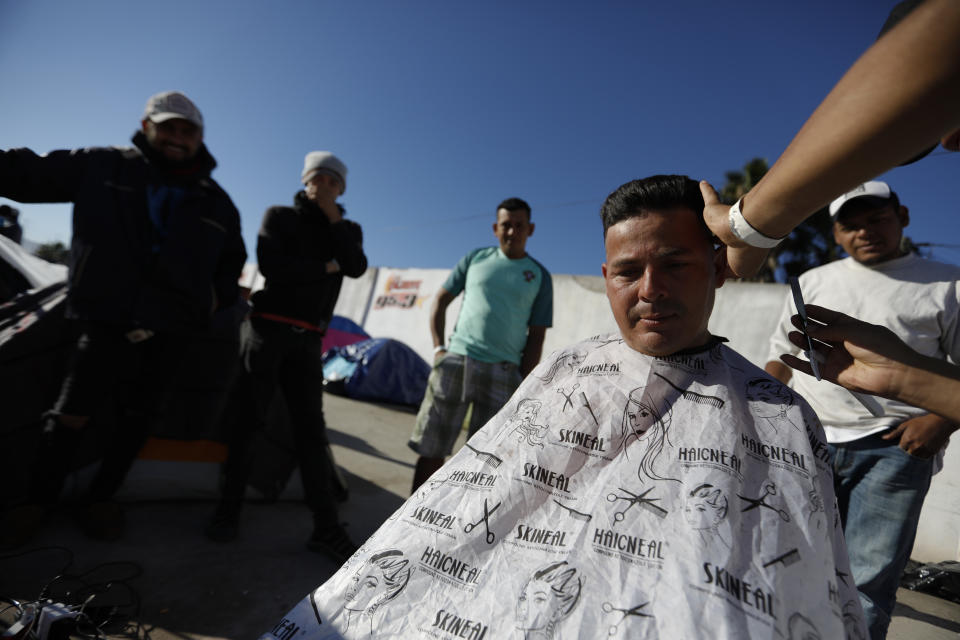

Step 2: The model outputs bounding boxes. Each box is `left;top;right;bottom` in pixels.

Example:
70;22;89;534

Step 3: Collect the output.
609;247;691;267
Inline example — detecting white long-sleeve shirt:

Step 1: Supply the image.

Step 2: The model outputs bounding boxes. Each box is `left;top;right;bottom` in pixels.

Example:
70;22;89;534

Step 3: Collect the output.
766;254;960;444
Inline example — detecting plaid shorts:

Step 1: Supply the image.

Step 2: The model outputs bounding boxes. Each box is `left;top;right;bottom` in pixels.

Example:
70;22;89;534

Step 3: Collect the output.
408;352;522;458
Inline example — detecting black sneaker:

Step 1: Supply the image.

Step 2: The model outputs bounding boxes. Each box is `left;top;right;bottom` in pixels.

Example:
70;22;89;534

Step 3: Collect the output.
306;523;358;564
204;504;240;543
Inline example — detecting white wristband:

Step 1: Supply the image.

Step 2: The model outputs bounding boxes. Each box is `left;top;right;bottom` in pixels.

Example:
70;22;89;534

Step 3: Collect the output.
728;198;782;249
433;345;447;354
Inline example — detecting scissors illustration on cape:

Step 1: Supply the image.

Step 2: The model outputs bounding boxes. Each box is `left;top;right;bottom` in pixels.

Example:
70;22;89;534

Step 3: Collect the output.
606;487;668;522
463;498;502;543
557;383;580;411
738;481;791;522
602;601;653;635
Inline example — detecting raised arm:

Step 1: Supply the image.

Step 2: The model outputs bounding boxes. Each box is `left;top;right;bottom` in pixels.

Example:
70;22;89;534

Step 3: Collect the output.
703;0;960;277
0;147;98;203
327;219;367;278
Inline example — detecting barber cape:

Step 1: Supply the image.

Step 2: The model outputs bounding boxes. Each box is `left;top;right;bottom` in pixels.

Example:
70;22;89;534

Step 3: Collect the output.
262;335;867;640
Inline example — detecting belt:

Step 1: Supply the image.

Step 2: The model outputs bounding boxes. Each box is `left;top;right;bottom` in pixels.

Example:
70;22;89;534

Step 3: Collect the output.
252;312;326;333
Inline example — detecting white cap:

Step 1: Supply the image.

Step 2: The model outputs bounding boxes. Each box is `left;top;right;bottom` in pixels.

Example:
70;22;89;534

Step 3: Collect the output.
142;91;203;129
301;151;347;192
828;181;892;219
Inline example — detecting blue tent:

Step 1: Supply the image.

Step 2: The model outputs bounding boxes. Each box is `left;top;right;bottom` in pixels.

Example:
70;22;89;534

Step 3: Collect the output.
322;338;429;406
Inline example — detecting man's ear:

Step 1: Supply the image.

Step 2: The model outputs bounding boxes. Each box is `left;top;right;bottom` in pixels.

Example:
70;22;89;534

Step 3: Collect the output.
712;247;727;289
601;262;608;280
141;119;150;133
527;222;535;236
898;205;910;229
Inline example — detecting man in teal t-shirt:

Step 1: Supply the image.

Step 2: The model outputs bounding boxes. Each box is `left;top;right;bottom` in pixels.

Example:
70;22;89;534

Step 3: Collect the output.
408;197;553;491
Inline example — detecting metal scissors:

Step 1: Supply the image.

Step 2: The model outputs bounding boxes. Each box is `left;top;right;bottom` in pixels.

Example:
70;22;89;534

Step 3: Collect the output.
463;498;501;543
738;481;790;522
602;601;653;635
606;487;668;522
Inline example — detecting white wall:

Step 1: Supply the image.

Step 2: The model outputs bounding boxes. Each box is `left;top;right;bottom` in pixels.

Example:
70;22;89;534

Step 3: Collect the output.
233;264;960;561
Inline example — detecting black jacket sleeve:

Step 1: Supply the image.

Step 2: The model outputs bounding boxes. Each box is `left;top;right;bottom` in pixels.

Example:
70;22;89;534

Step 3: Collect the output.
0;147;99;203
329;219;367;278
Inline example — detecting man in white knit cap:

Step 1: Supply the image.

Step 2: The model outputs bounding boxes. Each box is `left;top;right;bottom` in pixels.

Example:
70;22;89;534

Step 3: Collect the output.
207;151;367;562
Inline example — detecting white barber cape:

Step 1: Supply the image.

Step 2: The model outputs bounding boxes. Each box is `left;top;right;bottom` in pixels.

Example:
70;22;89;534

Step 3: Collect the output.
262;335;867;640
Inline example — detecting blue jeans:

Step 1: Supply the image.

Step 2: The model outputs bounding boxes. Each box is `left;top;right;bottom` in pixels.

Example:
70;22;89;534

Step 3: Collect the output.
829;432;933;640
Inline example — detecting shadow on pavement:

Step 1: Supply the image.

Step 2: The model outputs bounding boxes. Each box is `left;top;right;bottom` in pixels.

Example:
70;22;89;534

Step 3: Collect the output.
1;473;405;639
893;601;960;633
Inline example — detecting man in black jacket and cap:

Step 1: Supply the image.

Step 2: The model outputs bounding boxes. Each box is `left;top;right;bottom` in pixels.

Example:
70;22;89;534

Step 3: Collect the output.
0;91;247;546
206;151;367;562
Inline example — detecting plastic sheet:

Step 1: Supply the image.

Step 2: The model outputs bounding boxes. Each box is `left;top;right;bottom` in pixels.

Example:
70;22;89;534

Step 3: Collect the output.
322;338;429;407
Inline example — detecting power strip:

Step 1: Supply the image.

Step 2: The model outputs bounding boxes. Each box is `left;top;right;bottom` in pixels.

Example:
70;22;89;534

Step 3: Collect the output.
36;602;78;640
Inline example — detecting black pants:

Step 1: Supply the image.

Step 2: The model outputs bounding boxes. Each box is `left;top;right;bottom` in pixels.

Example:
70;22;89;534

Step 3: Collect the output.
31;322;184;504
220;316;338;523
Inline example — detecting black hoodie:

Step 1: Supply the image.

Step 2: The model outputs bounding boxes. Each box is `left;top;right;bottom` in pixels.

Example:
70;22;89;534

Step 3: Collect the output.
250;191;366;328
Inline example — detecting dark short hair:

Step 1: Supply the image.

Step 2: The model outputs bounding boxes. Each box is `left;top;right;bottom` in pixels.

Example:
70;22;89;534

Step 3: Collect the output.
496;197;532;220
600;174;710;239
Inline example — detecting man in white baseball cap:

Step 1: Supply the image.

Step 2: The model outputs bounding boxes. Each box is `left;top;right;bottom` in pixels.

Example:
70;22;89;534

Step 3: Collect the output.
765;180;960;638
0;90;246;547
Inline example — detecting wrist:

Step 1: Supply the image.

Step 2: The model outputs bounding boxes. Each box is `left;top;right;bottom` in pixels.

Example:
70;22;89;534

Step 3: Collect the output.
727;196;783;249
897;353;957;409
433;345;447;355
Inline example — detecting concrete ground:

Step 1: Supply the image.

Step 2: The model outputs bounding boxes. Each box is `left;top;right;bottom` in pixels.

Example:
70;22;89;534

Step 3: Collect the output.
2;394;959;639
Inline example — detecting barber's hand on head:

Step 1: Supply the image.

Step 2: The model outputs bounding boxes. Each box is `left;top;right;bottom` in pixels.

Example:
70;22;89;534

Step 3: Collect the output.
780;304;917;399
699;180;772;279
882;413;955;459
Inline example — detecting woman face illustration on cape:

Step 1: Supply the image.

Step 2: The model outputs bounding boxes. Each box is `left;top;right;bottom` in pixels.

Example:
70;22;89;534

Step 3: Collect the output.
683;483;728;531
516;562;582;639
342;550;411;631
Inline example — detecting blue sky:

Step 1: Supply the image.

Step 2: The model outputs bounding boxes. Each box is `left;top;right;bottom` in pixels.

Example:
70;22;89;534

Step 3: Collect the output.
2;0;958;277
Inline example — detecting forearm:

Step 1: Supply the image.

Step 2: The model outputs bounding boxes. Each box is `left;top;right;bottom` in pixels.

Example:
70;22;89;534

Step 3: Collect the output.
895;357;960;424
430;288;454;349
520;327;547;378
430;314;446;349
329;222;367;277
0;148;84;202
744;0;960;238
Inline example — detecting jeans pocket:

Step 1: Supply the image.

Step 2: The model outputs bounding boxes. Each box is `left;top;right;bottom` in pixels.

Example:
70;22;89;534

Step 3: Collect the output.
895;444;935;463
